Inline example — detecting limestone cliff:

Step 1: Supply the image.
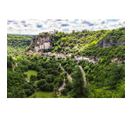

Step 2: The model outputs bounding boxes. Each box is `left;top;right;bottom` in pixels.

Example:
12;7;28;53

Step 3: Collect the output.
28;32;52;53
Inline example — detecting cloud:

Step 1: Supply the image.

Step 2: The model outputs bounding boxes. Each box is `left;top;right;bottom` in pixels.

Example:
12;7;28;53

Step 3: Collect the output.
82;20;94;26
7;19;125;35
61;23;69;27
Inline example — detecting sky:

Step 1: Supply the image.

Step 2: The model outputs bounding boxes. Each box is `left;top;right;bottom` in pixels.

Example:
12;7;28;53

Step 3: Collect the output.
7;19;125;35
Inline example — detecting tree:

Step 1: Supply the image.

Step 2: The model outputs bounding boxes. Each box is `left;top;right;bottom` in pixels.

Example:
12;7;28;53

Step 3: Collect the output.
23;83;35;96
7;56;14;68
36;79;48;91
70;66;89;98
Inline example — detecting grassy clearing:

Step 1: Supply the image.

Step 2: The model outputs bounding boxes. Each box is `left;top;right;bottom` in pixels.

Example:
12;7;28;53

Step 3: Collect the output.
24;70;37;82
29;91;69;98
29;91;56;98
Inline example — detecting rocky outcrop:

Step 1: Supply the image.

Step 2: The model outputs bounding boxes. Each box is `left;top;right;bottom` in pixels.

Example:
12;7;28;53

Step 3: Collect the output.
28;32;52;53
99;39;124;47
98;28;125;48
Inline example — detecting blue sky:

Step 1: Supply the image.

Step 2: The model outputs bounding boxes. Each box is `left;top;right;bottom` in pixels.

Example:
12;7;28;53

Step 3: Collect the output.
7;19;125;35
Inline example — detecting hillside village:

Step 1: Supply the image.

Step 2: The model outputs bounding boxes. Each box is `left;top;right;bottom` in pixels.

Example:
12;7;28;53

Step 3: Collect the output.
27;29;124;64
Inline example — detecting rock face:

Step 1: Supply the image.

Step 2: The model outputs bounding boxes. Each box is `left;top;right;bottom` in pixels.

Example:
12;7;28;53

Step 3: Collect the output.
98;28;125;47
28;32;52;53
99;39;124;47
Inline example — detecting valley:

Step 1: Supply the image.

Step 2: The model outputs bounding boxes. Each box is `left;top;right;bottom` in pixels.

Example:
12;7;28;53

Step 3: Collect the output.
7;27;125;98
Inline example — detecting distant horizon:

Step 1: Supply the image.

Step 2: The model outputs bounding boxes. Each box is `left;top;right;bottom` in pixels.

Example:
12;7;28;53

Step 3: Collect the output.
7;19;125;35
7;27;125;36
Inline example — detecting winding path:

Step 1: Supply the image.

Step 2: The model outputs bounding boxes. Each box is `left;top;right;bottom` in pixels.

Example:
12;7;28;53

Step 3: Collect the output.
59;63;73;83
58;79;66;91
79;65;87;87
56;64;73;96
43;53;93;96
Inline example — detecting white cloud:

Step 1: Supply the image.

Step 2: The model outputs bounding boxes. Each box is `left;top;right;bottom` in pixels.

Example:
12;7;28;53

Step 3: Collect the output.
7;19;125;35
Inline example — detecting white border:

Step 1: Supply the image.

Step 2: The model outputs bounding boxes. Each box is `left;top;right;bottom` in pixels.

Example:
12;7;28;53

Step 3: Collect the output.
0;0;133;118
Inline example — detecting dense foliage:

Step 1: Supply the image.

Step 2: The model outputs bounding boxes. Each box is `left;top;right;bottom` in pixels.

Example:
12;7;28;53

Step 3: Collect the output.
7;27;125;98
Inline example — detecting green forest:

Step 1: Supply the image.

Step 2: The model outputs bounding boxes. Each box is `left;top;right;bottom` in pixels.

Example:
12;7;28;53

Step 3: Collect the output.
7;27;125;98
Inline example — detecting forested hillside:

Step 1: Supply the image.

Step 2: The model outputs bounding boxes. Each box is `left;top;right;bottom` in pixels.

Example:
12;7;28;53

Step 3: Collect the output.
7;27;125;98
